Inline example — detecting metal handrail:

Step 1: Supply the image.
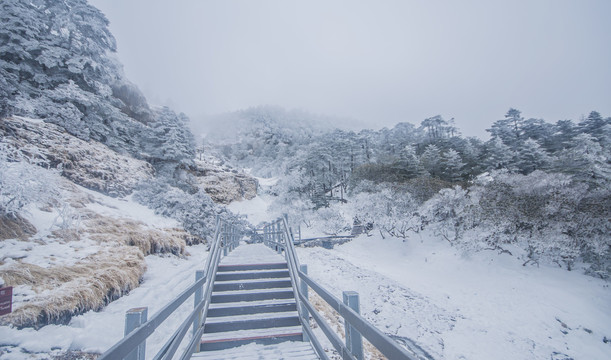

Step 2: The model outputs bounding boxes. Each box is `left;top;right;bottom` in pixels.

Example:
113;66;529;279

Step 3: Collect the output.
98;274;207;360
99;216;242;360
262;215;424;360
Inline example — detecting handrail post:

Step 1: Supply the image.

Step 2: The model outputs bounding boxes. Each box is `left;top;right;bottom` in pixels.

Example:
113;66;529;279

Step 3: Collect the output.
124;307;147;360
300;264;310;342
343;291;363;360
192;270;205;342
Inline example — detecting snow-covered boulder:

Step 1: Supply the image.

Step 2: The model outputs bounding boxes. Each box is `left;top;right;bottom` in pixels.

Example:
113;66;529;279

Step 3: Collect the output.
190;158;258;204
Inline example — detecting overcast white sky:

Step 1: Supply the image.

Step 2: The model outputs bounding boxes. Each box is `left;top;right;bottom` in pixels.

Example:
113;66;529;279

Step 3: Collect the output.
90;0;611;138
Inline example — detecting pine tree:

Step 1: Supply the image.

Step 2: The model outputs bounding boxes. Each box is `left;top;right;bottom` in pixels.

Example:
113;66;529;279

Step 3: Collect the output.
517;138;550;174
483;137;516;171
442;149;465;182
555;133;611;188
0;0;154;156
394;145;424;179
420;144;442;178
145;107;196;163
487;108;524;149
579;111;609;142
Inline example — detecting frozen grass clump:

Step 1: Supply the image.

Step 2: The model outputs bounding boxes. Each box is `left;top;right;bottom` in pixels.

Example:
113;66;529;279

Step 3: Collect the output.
0;247;145;328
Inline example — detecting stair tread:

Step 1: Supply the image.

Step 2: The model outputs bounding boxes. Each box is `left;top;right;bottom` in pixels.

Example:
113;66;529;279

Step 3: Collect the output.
205;311;299;324
201;325;303;343
218;262;287;268
192;341;317;359
212;288;293;296
209;298;296;309
214;278;291;285
216;268;289;274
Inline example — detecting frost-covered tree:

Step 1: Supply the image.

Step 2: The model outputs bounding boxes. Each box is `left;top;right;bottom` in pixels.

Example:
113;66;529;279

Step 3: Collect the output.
0;0;159;156
549;119;578;152
482;136;516;171
555;133;611;188
396;145;424;179
487;108;524;148
144;107;196;164
517;138;550;174
579;111;610;142
442;149;465;182
420;144;442;178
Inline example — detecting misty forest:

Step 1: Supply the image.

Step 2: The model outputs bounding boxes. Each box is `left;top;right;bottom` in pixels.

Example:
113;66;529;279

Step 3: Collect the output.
0;1;610;360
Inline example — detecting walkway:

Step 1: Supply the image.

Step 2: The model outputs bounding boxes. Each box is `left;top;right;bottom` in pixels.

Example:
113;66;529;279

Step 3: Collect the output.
193;243;318;359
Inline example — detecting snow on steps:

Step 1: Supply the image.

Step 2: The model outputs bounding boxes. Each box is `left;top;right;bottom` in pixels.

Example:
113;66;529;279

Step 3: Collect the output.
198;244;318;358
192;341;318;360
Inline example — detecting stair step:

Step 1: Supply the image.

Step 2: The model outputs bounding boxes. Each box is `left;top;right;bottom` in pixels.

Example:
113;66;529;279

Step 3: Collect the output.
192;341;318;359
215;269;290;281
207;311;299;323
211;289;294;303
208;300;297;317
217;263;288;272
200;326;304;351
204;314;301;333
213;278;292;292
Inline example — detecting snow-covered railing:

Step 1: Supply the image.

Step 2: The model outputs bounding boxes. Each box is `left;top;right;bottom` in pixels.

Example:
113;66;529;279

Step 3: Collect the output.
99;216;241;360
262;215;426;360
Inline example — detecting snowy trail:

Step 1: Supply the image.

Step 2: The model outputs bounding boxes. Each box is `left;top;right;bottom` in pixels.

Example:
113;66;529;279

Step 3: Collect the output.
296;233;611;360
0;245;209;359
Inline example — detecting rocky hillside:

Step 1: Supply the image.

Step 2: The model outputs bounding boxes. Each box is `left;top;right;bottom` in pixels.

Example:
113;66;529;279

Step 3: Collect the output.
1;116;154;197
0;0;256;334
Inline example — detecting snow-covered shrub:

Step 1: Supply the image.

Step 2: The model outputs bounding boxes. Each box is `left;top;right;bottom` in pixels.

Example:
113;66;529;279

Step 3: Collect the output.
0;142;59;217
421;186;477;245
312;205;351;236
349;183;419;239
476;171;595;268
134;178;244;241
420;170;610;274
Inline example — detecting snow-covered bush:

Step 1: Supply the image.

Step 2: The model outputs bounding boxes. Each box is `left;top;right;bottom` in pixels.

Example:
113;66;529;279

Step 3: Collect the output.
349;183;419;239
420;170;611;275
312;205;351;236
133;179;245;241
0;143;59;217
421;186;477;245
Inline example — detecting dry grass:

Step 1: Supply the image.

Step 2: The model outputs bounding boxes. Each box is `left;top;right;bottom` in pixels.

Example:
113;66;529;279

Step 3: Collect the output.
0;215;36;241
85;214;191;256
310;292;387;360
52;351;99;360
0;246;145;329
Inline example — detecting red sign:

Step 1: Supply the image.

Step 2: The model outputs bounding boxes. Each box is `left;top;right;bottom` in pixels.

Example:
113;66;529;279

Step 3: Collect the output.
0;287;13;316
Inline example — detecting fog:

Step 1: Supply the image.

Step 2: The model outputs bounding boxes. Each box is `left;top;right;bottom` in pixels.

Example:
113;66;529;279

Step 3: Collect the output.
90;0;611;138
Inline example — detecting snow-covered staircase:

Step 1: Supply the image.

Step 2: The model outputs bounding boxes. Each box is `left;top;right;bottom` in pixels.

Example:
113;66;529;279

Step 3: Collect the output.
194;245;318;359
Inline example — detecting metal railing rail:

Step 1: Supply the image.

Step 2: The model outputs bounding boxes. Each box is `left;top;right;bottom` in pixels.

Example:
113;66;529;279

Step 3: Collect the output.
99;216;241;360
262;215;424;360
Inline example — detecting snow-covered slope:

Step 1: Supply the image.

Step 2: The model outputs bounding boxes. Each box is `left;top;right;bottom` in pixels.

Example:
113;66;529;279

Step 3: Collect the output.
297;233;611;360
1;116;154;197
0;181;209;359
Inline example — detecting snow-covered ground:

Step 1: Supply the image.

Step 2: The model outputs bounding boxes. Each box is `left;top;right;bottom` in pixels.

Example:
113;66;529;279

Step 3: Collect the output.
0;187;209;359
297;232;611;360
0;243;209;359
3;185;610;360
